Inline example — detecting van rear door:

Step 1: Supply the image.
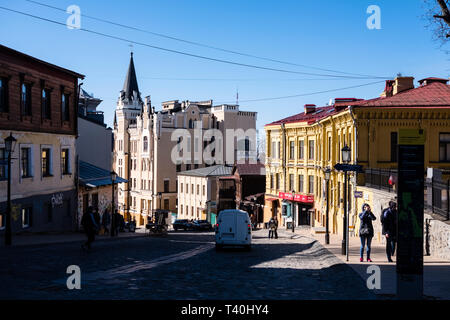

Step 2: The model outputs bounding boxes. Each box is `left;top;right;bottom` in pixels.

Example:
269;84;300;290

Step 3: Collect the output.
236;212;250;241
219;212;236;239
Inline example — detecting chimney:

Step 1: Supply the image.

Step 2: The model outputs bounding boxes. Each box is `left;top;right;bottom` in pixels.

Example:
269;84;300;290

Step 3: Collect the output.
380;80;394;98
392;77;414;95
418;77;449;86
304;104;316;114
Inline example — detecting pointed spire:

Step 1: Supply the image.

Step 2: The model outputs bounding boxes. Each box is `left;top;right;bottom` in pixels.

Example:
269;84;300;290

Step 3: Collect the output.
120;52;142;105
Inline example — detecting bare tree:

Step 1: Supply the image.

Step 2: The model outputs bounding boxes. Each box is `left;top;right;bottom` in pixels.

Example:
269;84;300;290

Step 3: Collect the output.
424;0;450;44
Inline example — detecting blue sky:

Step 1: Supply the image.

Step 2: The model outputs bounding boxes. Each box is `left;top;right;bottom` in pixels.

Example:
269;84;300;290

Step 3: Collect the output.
0;0;448;131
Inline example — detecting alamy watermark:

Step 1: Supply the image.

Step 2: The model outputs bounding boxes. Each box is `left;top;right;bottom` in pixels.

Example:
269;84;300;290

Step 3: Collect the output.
66;5;81;30
366;5;381;30
66;265;81;290
366;265;381;290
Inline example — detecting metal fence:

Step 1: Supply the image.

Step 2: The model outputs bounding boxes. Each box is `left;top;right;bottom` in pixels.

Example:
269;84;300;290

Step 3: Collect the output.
425;178;450;220
364;168;397;193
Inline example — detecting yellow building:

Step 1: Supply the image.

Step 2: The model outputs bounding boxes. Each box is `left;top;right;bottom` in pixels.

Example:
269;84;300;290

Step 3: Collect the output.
264;77;450;241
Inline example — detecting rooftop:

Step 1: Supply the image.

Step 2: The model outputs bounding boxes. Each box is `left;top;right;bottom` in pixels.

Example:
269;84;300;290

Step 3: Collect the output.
266;77;450;127
79;161;127;188
178;165;233;177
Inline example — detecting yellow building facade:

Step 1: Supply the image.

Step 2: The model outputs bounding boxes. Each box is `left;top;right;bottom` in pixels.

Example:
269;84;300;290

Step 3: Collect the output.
264;77;450;241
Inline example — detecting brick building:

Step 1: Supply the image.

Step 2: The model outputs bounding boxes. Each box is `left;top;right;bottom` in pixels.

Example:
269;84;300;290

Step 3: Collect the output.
0;45;84;234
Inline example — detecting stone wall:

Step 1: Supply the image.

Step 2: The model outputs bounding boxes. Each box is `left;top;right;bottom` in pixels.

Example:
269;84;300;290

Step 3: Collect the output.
424;212;450;260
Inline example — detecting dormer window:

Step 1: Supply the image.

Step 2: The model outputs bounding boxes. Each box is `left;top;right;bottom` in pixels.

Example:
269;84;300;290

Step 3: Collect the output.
143;136;148;152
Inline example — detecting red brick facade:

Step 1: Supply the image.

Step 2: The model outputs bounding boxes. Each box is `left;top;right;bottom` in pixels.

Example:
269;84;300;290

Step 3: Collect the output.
0;45;84;135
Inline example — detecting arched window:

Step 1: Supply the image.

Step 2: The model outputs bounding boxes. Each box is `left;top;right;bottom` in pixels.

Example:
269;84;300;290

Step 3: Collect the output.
188;119;194;129
143;136;148;152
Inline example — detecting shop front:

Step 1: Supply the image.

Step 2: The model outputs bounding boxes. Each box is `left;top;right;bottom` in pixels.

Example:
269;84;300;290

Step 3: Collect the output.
279;192;314;227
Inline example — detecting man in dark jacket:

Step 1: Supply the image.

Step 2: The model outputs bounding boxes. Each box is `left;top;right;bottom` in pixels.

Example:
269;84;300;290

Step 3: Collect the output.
81;206;99;251
381;201;397;262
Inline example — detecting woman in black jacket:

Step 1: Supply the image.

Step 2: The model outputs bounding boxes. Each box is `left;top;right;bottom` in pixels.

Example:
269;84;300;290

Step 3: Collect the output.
359;203;376;262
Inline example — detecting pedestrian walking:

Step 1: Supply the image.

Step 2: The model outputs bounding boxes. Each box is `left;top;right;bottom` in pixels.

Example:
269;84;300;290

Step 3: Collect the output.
102;208;111;234
273;216;279;239
81;206;99;251
268;217;275;239
381;201;397;262
359;203;376;262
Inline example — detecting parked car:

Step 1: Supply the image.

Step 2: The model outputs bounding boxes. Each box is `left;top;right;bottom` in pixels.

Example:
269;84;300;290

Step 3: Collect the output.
192;220;213;231
215;209;252;251
172;219;193;231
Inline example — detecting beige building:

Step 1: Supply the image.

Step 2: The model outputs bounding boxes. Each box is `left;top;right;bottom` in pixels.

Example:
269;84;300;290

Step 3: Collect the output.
177;165;233;221
113;53;257;226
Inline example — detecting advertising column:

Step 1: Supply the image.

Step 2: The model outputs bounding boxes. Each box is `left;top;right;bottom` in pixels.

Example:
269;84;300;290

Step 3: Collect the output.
397;129;425;300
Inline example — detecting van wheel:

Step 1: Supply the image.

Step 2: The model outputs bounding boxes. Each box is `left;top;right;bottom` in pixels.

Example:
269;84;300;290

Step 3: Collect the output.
215;244;223;251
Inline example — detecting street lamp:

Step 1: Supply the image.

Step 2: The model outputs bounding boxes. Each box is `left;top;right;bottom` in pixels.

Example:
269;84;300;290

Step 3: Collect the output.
110;171;117;237
341;145;350;256
291;190;296;233
4;133;17;246
158;192;162;209
324;168;331;245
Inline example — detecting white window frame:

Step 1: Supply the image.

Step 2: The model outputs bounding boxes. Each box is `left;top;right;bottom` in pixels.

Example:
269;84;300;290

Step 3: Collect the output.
60;145;71;177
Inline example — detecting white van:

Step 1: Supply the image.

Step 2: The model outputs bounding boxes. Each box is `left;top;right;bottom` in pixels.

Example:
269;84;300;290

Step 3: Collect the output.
215;209;252;250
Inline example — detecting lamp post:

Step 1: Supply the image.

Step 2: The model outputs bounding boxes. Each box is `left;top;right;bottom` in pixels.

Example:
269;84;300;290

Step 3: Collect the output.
4;133;17;246
158;192;162;210
324;168;331;245
341;145;351;256
110;171;117;237
291;190;296;233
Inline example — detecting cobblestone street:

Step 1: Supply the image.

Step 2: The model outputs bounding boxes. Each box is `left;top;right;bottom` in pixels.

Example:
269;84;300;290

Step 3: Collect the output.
0;229;375;300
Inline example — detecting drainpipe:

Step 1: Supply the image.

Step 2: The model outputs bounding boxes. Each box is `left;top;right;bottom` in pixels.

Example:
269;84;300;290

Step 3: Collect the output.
281;123;287;192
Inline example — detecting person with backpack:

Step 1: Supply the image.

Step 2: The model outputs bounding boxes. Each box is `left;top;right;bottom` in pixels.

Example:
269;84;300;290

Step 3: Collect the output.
273;216;279;239
381;201;397;262
81;206;99;251
359;203;376;262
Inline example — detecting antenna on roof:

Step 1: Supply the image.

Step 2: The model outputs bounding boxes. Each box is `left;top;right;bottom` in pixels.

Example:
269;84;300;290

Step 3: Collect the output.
236;86;239;106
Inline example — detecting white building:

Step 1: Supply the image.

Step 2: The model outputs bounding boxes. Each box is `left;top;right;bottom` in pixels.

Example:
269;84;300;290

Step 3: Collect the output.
177;165;233;221
113;53;258;226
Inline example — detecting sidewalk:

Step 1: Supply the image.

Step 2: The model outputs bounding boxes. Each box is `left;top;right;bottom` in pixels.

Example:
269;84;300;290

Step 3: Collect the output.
0;228;148;248
279;226;450;300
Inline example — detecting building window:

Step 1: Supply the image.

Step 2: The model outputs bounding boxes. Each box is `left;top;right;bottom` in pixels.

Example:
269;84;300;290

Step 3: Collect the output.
176;164;181;172
0;212;4;229
298;140;304;159
180;183;183;193
61;93;70;122
180;205;183;215
270;174;274;189
202;185;205;196
21;147;32;178
298;175;304;193
164;180;169;193
277;142;280;159
22;207;32;228
163;199;169;210
21;83;32;116
42;89;51;120
289;141;295;160
289;174;294;191
197;184;200;195
194;164;199;169
308;140;314;160
61;148;70;175
272;141;276;158
188;119;194;129
186;164;191;171
440;133;450;162
143;136;148;152
41;148;51;177
390;132;398;162
276;173;280;190
308;175;314;194
328;136;332;161
0;77;9;113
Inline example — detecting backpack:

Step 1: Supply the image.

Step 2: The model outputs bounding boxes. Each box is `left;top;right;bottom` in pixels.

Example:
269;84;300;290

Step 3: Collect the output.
381;208;390;224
